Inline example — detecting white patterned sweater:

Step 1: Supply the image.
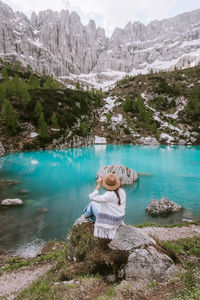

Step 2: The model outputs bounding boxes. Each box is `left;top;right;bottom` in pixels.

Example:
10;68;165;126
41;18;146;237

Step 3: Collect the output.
89;188;126;239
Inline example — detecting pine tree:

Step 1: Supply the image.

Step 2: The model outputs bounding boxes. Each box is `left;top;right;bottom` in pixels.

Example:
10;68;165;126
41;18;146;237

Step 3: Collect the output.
1;99;18;133
152;121;157;134
29;74;40;89
34;101;43;119
43;77;59;89
0;84;6;103
39;112;48;140
122;96;131;112
1;67;9;81
20;85;30;106
51;113;59;128
75;81;81;90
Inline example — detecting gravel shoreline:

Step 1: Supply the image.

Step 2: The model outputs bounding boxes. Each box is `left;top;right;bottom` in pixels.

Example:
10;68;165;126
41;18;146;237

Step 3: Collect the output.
141;224;200;241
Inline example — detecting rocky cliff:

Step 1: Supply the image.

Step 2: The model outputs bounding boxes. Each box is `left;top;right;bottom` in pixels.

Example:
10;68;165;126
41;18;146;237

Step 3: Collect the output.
1;0;200;78
0;1;108;76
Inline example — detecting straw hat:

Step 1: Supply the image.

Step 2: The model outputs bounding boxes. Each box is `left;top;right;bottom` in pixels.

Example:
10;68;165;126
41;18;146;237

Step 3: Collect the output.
102;173;120;191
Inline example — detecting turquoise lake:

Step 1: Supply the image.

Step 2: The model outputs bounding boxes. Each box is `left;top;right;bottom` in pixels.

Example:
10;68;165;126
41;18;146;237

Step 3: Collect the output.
0;145;200;256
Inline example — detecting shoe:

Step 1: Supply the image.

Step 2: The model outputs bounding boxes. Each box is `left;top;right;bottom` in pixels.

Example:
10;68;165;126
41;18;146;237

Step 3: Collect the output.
74;215;89;226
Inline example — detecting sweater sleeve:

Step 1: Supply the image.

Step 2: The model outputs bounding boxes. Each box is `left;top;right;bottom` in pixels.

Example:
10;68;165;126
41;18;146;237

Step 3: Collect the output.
89;189;110;203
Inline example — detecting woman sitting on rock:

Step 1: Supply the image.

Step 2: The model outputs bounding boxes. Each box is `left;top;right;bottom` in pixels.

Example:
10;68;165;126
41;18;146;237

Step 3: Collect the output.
78;173;126;240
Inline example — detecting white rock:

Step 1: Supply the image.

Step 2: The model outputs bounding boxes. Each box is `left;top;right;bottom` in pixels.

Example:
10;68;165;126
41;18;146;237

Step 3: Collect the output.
1;198;24;206
138;136;160;146
178;139;186;145
97;164;138;185
146;197;183;216
0;142;5;157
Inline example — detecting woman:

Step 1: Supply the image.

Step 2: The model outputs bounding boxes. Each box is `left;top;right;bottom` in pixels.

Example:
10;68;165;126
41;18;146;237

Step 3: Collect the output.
82;173;126;240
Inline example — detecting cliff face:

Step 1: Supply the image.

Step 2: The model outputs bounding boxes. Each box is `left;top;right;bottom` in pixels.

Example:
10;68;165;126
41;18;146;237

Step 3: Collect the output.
0;1;108;76
1;0;200;77
95;11;200;73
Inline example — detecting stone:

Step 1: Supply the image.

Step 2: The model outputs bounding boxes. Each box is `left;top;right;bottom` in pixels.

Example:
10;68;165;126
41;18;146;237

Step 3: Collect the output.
138;136;160;146
66;223;177;283
125;246;174;281
146;197;184;216
0;142;5;157
109;225;156;251
97;164;138;185
36;208;49;214
19;189;29;194
1;198;24;206
178;139;186;145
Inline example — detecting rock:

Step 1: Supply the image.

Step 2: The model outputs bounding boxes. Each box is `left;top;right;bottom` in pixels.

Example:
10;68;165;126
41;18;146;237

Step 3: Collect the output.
63;279;75;285
19;189;29;194
109;225;156;251
1;1;200;77
190;137;196;143
138;136;160;146
65;223;178;283
178;139;186;145
146;197;184;216
1;198;24;206
36;208;49;214
0;142;5;157
125;246;174;281
97;164;138;185
7;180;20;186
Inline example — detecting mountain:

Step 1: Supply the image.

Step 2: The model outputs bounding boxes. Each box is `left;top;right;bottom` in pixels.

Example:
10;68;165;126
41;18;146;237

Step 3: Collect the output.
1;0;200;80
93;64;200;146
0;60;199;153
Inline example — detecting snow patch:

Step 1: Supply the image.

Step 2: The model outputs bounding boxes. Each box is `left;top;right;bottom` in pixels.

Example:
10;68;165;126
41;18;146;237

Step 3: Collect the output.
94;136;107;144
30;132;39;138
111;114;123;123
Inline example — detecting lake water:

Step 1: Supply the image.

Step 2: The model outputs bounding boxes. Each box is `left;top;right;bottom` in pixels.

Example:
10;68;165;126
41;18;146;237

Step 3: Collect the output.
0;145;200;256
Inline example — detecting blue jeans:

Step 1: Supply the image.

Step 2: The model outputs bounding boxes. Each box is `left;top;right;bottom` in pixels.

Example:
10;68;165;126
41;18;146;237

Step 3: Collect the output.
83;201;98;222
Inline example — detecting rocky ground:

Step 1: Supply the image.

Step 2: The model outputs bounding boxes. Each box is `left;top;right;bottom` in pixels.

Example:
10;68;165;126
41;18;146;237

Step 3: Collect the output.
0;224;199;300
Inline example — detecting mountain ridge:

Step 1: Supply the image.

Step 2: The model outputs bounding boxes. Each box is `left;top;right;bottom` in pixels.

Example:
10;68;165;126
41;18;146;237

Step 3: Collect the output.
0;0;200;80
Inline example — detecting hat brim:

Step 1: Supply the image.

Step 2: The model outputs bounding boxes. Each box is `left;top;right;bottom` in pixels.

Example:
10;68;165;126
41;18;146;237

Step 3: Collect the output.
102;174;121;191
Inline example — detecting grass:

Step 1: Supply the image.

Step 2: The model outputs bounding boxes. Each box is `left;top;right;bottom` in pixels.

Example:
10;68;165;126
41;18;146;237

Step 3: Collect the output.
134;221;200;228
162;237;200;299
170;261;200;300
16;272;106;300
15;272;55;300
2;228;200;300
95;287;117;300
162;237;200;256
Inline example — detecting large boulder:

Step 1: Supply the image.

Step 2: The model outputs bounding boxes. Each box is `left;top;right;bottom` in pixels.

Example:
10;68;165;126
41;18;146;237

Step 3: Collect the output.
146;197;184;216
125;246;177;281
1;198;24;206
63;223;177;283
97;164;138;185
0;142;5;157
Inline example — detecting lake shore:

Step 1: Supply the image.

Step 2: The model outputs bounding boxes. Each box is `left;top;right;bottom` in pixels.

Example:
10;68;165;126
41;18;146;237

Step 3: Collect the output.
0;223;200;299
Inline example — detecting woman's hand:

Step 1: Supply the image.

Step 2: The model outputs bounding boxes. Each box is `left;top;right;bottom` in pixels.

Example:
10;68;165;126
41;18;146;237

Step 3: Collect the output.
96;178;102;190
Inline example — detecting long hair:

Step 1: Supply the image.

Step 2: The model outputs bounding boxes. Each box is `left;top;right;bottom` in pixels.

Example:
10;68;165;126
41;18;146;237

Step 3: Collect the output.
114;188;121;205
